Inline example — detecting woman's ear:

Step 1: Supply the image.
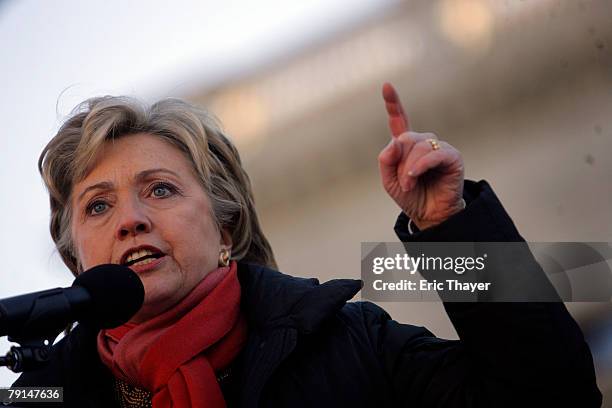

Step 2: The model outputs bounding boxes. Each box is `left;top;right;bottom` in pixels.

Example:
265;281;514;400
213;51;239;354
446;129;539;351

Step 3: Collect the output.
219;228;233;250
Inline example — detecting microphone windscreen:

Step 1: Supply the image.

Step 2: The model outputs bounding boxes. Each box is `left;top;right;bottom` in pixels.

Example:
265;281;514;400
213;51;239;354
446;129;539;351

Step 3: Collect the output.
73;264;144;328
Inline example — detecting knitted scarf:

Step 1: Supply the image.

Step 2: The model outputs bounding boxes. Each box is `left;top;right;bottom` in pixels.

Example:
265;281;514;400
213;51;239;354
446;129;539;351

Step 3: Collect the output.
97;261;246;407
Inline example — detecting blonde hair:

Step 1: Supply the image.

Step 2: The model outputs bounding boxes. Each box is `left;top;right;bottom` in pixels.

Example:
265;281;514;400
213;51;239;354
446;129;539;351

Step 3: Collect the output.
39;96;276;275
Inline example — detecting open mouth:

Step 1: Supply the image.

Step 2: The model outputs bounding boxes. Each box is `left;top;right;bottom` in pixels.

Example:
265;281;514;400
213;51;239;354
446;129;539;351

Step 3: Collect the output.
121;246;165;267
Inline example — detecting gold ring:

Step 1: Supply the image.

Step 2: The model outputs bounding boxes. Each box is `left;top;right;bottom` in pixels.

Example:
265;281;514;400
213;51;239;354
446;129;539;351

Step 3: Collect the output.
427;138;440;151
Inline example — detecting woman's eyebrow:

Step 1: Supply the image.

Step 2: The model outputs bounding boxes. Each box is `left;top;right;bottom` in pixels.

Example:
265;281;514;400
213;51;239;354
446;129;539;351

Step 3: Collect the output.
76;181;114;203
135;168;181;182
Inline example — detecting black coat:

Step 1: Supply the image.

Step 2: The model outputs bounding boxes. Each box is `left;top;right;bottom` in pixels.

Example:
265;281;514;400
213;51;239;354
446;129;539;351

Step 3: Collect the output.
13;180;601;407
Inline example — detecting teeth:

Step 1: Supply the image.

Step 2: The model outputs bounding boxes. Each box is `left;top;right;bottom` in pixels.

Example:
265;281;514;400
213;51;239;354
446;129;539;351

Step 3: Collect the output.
126;249;154;263
132;257;155;266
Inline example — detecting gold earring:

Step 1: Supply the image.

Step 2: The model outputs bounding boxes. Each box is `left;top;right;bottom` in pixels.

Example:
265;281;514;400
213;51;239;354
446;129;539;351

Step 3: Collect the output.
219;248;231;267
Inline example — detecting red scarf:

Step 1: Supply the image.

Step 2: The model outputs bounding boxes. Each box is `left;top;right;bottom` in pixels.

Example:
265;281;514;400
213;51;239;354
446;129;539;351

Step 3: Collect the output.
97;261;247;407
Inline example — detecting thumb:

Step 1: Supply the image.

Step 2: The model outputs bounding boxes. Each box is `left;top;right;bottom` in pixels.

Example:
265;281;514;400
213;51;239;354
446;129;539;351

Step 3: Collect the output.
378;139;402;183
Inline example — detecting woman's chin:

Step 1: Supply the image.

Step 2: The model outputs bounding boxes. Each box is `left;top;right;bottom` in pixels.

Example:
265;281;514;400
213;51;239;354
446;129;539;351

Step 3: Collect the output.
131;279;182;323
130;297;174;324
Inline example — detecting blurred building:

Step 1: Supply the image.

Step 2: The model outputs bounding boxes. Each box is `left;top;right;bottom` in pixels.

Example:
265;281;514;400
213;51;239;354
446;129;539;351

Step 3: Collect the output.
185;0;612;404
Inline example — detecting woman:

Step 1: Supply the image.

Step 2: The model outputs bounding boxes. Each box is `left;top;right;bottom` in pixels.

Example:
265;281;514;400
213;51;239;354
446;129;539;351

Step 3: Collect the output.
13;84;600;407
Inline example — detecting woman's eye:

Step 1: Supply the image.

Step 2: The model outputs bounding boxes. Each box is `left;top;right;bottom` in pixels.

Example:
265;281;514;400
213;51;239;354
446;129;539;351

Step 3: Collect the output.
88;201;108;215
151;183;174;198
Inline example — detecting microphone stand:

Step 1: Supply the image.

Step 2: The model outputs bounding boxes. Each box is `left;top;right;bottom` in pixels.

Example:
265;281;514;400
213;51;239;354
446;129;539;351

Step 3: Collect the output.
1;332;59;373
1;288;71;372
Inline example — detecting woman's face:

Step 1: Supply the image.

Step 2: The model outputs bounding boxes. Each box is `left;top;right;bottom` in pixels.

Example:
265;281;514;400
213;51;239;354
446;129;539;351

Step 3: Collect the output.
70;133;230;323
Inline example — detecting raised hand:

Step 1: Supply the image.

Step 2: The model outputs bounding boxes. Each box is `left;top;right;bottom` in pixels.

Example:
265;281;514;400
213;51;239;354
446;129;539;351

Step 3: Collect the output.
378;82;465;230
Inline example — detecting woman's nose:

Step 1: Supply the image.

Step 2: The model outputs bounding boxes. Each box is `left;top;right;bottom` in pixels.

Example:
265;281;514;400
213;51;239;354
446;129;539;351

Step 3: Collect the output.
115;201;151;239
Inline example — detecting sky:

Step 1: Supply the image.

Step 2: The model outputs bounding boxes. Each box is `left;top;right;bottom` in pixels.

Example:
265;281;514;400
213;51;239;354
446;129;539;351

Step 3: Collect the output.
0;0;397;386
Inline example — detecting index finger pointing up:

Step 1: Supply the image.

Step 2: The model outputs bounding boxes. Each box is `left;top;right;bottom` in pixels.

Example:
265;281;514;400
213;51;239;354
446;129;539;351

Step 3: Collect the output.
382;82;410;137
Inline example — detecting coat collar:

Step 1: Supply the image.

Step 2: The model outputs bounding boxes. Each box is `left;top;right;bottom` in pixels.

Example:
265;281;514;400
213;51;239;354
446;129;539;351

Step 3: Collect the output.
237;262;363;334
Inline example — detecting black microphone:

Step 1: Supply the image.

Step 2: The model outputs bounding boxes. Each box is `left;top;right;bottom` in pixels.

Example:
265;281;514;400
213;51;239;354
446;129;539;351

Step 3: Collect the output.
0;264;144;339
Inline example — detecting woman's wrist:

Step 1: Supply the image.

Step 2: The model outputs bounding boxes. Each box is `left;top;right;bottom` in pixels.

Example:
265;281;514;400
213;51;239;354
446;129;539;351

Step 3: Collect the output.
408;198;466;233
